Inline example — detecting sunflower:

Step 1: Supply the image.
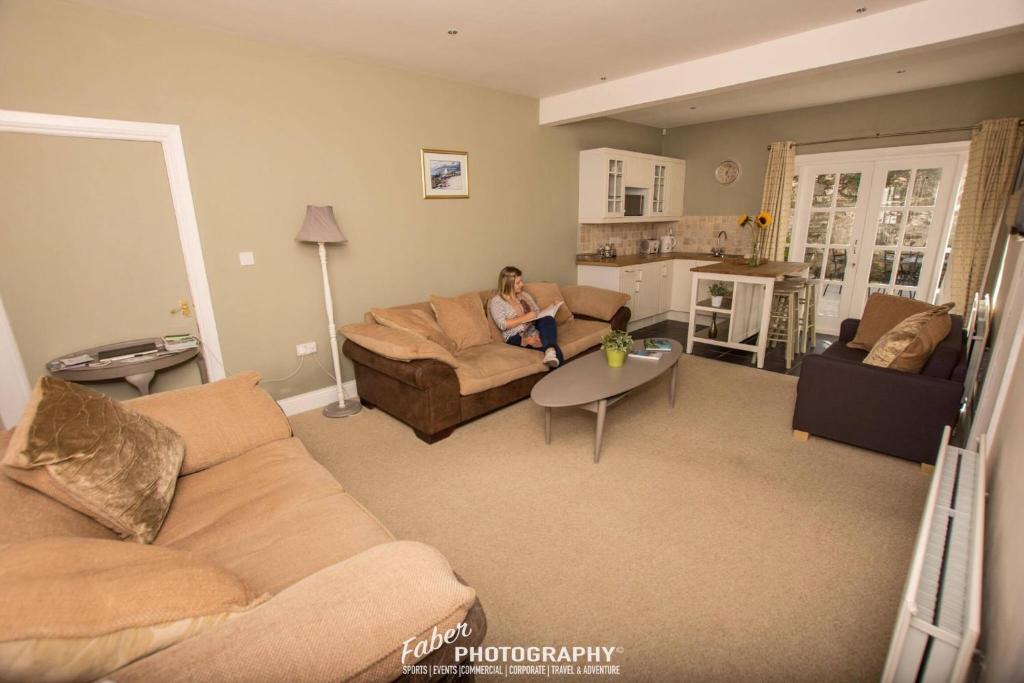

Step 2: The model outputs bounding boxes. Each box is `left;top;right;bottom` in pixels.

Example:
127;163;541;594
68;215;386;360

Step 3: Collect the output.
755;211;773;228
737;214;750;227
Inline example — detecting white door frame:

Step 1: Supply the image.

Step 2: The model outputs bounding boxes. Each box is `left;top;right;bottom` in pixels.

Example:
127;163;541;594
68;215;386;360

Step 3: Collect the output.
0;109;225;427
791;141;970;331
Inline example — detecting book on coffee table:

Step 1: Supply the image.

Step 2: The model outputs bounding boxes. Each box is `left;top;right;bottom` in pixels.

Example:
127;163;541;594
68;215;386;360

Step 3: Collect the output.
643;338;672;351
628;348;663;361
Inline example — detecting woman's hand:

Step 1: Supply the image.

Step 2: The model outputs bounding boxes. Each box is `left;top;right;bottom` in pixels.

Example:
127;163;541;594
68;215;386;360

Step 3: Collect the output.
523;333;542;348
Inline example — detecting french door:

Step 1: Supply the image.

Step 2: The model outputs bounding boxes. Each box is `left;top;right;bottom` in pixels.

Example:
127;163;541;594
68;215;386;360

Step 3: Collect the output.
790;143;968;334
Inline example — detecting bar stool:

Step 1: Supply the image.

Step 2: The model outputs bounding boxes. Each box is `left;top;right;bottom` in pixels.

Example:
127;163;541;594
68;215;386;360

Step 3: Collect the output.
767;280;803;369
784;276;817;353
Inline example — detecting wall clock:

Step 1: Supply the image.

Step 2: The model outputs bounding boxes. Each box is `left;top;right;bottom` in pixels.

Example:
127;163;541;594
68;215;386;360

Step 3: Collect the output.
715;160;741;185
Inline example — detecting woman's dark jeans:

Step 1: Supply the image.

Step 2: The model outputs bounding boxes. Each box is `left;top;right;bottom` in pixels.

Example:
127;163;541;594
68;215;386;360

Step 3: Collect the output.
507;315;564;365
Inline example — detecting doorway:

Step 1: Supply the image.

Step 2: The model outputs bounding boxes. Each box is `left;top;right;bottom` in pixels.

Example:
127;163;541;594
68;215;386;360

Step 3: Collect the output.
789;142;969;334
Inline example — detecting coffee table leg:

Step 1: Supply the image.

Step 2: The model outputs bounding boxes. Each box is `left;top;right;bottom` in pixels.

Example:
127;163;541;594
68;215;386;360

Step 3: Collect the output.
669;361;678;408
545;407;551;445
594;399;607;464
125;371;155;395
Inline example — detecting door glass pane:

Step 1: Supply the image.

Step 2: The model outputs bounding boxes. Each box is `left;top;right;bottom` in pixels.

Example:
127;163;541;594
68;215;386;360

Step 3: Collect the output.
804;247;824;279
836;173;862;207
895;252;923;286
807;212;829;244
876;210;902;245
904;211;932;247
911;168;942;207
870;250;895;284
882;170;911;207
812;174;836;207
832;211;855;244
825;248;847;280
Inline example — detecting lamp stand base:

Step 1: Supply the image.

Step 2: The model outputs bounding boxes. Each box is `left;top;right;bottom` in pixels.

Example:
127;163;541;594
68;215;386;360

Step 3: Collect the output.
323;400;362;418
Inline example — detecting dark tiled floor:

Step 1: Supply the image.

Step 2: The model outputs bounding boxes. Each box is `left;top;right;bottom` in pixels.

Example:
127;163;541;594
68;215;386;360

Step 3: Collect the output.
632;320;838;377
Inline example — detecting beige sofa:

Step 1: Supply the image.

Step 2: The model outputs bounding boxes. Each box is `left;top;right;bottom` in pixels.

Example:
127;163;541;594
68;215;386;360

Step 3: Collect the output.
0;372;484;682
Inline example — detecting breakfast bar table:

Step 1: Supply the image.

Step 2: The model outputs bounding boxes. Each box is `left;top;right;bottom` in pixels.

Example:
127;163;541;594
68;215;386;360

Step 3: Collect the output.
686;260;811;368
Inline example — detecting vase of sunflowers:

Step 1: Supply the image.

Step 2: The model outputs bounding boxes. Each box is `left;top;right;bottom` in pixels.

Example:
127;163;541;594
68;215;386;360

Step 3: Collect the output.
737;211;773;266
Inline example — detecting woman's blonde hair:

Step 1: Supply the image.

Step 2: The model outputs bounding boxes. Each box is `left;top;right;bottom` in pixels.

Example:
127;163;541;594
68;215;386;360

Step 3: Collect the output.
497;266;522;300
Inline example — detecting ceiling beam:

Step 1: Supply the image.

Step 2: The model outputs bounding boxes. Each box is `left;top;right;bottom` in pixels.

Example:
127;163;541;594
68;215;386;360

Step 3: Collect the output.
538;0;1024;126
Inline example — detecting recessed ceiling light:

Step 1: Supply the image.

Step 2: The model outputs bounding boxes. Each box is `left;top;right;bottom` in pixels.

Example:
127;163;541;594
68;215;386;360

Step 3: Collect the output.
855;7;867;13
447;29;458;35
896;68;907;74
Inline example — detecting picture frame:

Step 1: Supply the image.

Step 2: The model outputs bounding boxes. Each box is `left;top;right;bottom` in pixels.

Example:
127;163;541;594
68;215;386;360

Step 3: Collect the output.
421;149;469;199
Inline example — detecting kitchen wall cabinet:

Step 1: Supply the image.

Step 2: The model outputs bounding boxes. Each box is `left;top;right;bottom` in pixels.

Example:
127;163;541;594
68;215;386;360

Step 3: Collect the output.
579;148;685;223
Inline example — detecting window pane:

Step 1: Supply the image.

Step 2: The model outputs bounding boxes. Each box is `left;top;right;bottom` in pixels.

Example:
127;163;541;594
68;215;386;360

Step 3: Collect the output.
895;252;923;286
804;247;824;279
882;169;911;207
812;174;836;208
904;211;932;247
836;173;862;207
875;210;902;246
825;248;847;280
807;212;829;244
870;250;895;284
911;168;942;207
832;211;855;245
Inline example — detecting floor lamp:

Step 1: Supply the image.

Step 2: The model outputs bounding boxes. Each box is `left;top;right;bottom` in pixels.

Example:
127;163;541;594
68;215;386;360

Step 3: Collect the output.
296;205;361;418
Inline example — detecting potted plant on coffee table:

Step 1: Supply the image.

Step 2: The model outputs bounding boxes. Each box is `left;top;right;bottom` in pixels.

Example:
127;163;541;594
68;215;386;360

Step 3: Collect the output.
709;282;730;308
600;329;633;368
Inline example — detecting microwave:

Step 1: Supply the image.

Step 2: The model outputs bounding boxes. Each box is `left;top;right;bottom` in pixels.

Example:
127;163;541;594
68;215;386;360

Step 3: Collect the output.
624;191;645;217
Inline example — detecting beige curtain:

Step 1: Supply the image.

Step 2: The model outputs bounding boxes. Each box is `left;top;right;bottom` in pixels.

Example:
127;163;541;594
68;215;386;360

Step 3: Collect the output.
759;141;796;261
948;117;1024;313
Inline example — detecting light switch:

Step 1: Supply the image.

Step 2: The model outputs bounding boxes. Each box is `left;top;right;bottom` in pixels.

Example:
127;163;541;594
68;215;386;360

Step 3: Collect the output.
239;251;255;266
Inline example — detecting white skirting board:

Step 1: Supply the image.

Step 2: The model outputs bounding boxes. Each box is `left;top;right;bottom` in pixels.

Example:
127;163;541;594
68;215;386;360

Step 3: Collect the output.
277;380;359;417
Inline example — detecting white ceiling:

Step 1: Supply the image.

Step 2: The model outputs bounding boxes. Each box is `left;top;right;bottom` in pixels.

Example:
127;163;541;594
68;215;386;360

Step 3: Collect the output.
613;29;1024;129
76;0;917;98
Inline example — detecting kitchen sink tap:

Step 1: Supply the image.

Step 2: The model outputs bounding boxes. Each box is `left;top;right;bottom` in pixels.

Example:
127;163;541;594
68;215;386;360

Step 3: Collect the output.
711;230;727;257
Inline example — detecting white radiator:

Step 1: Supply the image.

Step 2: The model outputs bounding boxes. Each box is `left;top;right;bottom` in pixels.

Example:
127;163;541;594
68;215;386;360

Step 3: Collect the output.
882;426;985;683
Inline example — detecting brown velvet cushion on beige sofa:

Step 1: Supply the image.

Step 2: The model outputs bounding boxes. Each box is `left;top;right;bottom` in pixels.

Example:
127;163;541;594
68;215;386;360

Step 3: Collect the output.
864;303;954;372
3;378;185;543
561;284;630;321
369;307;458;355
0;537;266;683
431;293;493;351
524;282;573;324
127;371;291;476
847;293;944;351
341;323;460;369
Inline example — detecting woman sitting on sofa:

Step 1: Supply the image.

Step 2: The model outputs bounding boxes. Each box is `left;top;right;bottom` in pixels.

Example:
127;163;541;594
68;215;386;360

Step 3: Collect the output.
488;265;564;368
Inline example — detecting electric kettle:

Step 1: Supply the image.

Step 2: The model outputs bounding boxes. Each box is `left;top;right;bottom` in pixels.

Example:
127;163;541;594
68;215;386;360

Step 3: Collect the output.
659;235;677;253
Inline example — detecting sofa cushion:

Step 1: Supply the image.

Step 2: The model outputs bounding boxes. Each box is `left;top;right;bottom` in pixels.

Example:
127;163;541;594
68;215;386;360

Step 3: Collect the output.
525;282;573;324
3;378;184;543
127;371;291;476
847;294;943;351
0;537;266;683
453;343;547;396
557;318;612;359
431;293;493;351
370;307;458;355
864;303;954;372
154;437;394;594
341;323;460;368
560;284;629;321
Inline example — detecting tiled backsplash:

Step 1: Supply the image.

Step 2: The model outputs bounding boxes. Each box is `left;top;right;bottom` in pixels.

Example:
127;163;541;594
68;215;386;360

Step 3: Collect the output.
578;216;754;256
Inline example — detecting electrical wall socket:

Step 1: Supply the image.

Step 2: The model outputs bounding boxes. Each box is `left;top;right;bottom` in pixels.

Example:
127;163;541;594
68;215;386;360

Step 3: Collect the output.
295;341;317;357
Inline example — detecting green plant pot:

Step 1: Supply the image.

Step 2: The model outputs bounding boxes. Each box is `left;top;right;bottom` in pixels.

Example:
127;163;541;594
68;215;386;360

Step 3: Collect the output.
606;348;627;367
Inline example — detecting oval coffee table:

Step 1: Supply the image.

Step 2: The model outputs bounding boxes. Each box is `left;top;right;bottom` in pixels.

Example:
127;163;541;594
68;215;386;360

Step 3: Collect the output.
530;339;682;463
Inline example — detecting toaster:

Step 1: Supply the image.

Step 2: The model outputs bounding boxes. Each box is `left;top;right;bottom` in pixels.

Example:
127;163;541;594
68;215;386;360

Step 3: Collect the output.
638;238;660;256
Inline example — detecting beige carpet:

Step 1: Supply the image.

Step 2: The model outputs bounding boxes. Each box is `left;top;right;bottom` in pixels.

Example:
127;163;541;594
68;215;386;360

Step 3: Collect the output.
291;354;929;682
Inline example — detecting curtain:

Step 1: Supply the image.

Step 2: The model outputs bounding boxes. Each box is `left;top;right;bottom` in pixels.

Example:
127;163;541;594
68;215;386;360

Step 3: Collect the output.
759;141;796;261
948;117;1024;314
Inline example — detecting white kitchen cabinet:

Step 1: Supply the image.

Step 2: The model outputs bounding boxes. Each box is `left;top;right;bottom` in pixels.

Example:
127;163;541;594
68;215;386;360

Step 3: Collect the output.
578;262;671;323
579;148;685;223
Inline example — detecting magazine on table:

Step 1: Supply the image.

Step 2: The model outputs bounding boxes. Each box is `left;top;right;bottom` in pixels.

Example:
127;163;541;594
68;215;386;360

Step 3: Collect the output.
643;338;672;351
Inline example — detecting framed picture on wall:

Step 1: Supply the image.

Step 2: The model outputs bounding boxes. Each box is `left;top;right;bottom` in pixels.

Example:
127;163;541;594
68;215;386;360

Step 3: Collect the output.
421;149;469;199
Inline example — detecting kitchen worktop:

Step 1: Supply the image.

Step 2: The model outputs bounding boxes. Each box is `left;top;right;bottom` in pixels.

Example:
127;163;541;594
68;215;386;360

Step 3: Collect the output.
691;260;812;278
575;251;745;268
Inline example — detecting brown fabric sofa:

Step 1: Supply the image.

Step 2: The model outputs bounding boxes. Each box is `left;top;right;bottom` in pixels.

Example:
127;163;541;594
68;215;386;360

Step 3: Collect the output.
793;316;967;464
343;285;630;443
0;373;485;682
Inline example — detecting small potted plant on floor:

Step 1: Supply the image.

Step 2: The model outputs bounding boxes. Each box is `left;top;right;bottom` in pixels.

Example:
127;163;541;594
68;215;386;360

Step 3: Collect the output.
600;329;633;368
709;282;730;308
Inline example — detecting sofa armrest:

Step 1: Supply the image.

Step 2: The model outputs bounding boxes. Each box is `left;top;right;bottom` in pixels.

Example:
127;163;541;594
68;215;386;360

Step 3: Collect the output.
838;318;860;344
110;541;484;683
344;339;458;392
560;285;630;321
793;353;963;463
575;306;631;331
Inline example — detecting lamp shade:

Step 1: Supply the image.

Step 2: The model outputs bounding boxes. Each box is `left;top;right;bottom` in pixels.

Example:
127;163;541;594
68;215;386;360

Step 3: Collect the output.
296;205;347;244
